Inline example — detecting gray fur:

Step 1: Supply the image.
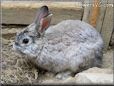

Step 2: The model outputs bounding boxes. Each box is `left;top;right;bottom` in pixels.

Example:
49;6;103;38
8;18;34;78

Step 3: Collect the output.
13;20;104;73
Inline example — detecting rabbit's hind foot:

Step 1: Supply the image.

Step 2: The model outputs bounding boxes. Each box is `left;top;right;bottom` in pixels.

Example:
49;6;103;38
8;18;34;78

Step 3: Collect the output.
55;71;73;80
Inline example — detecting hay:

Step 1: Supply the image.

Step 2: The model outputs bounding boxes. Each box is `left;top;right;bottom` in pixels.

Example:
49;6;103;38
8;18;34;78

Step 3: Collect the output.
1;27;42;84
1;38;39;84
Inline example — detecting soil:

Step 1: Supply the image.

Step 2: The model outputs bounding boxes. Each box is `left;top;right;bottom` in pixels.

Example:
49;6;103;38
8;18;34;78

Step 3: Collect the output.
1;26;113;84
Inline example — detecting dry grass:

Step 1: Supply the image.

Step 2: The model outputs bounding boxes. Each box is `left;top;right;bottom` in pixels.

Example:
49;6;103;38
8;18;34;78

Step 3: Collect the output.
1;36;40;84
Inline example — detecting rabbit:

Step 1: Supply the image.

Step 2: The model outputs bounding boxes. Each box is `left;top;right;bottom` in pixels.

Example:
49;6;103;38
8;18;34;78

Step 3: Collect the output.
13;5;104;79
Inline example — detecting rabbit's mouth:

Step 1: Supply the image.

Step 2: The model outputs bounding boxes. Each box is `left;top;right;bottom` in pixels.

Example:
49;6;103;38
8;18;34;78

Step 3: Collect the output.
15;49;25;56
13;42;26;55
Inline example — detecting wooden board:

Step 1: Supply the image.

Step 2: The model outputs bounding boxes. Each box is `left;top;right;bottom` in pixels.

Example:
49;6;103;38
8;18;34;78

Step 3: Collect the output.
1;1;83;25
96;0;108;32
82;0;91;23
89;0;100;28
101;0;113;50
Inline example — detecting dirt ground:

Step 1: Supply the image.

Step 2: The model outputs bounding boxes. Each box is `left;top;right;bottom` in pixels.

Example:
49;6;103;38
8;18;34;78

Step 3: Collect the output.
1;26;113;84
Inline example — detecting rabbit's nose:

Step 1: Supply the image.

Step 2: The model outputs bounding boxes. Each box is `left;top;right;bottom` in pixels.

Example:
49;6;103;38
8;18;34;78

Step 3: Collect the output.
15;42;19;45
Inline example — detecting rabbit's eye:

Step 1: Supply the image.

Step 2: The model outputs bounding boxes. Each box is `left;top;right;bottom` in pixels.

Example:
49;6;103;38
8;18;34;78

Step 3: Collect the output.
22;38;29;44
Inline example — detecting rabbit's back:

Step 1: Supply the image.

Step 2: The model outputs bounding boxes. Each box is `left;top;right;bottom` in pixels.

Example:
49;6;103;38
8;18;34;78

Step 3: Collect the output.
36;20;103;73
45;20;103;49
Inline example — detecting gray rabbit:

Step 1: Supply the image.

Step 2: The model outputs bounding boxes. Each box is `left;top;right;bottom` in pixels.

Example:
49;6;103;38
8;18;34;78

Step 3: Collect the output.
13;6;104;79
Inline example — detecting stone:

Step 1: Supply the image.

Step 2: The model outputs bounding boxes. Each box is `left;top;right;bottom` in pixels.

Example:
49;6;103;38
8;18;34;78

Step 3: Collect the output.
75;73;113;84
41;77;76;84
75;67;113;84
62;77;76;84
41;78;62;84
80;67;113;74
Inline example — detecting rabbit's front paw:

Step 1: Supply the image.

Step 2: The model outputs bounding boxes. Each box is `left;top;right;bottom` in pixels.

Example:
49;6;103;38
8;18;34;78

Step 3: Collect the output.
55;71;72;80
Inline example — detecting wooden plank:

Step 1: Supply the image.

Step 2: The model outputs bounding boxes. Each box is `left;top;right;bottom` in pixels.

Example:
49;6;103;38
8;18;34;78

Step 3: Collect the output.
89;0;100;28
101;0;113;50
82;0;100;27
82;0;91;23
96;0;108;32
1;1;82;9
1;1;83;25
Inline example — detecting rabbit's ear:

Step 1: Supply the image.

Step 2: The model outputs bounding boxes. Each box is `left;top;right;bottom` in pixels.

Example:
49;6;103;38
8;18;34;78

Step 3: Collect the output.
34;6;52;33
38;13;52;33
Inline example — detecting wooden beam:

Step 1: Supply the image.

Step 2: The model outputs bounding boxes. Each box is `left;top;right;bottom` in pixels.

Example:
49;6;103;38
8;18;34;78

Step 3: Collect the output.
1;1;83;25
96;0;108;32
101;0;113;50
89;0;100;28
82;0;91;23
